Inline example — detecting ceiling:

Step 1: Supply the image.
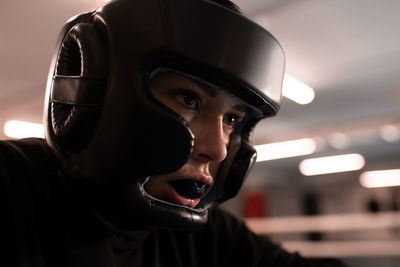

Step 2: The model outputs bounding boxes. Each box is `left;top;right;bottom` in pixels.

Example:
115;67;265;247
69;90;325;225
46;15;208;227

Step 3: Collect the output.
1;0;400;186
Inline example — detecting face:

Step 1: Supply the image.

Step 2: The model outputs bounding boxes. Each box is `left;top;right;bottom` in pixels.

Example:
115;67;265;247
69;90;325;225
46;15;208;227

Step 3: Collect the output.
144;72;247;209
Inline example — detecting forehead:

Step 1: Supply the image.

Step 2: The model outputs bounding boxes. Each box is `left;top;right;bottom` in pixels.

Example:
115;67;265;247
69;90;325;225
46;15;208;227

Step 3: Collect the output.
149;71;247;111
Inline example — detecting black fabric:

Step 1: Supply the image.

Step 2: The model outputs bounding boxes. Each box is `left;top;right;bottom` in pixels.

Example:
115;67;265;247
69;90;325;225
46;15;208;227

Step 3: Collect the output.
0;138;348;267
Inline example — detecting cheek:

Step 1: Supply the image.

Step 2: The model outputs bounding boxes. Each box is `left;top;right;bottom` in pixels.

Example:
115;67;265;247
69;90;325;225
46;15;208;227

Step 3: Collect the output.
209;162;221;178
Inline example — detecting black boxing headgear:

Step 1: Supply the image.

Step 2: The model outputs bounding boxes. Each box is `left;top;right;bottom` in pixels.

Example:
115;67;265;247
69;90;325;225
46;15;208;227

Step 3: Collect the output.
44;0;285;230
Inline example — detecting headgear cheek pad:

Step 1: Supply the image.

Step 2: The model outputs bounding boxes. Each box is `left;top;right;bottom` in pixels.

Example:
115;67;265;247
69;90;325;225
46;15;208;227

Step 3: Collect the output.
43;0;285;231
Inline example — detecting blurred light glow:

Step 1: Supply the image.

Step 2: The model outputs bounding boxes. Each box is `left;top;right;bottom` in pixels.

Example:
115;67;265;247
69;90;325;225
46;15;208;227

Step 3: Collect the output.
312;136;327;152
283;75;315;105
299;153;365;176
328;132;350;150
379;124;400;143
4;120;44;139
360;169;400;188
255;138;317;162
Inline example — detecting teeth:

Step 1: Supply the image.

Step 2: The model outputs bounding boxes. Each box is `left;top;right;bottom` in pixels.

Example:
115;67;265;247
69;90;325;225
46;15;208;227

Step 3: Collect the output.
168;179;207;199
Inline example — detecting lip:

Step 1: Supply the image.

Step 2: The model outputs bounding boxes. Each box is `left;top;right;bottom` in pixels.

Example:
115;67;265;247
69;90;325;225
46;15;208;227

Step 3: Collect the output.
169;173;213;186
164;173;213;208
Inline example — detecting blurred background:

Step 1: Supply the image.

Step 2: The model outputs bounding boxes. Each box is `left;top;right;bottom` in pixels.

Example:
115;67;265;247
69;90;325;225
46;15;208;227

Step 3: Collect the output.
1;0;400;266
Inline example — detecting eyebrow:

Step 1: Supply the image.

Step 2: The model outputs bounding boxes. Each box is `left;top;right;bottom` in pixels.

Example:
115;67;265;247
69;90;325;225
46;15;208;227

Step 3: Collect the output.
191;78;248;113
190;78;219;97
232;103;247;113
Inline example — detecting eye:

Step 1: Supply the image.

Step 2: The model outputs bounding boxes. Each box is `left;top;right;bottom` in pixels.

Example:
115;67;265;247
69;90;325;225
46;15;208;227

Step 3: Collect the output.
174;90;200;109
224;113;243;128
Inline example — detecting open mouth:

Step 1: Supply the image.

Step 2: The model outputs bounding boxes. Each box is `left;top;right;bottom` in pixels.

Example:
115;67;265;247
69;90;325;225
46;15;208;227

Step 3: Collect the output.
143;175;212;209
167;179;208;199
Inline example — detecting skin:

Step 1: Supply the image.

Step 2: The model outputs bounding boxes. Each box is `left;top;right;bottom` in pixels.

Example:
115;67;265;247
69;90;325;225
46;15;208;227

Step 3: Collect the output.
144;72;247;208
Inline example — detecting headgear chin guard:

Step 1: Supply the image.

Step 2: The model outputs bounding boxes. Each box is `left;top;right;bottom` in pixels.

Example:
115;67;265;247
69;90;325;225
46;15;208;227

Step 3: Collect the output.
44;0;285;231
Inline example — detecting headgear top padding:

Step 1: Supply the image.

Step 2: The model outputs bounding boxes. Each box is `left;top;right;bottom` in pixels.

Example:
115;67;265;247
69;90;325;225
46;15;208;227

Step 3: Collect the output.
44;0;285;230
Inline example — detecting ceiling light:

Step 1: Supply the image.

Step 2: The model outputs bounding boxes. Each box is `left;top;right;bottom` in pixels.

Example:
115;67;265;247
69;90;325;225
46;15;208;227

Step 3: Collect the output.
299;153;365;176
283;75;315;105
255;138;317;162
4;120;44;139
360;169;400;188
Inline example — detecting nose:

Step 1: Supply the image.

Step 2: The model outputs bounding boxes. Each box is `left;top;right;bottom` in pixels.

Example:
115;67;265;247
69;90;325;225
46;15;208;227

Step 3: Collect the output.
190;115;228;164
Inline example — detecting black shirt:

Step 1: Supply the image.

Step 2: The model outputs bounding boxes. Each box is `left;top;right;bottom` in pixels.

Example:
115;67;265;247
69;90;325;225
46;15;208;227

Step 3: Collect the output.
0;138;348;267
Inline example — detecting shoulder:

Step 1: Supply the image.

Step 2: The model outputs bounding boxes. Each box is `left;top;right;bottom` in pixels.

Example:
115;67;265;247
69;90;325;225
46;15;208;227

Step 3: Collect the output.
0;138;60;209
0;138;58;181
0;138;57;168
206;206;247;233
193;207;265;266
0;139;62;266
0;137;60;201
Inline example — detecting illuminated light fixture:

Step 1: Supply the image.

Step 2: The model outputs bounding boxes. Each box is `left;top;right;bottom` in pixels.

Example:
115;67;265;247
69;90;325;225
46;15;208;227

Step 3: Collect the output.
283;75;315;105
255;138;317;162
299;153;365;176
360;169;400;188
4;120;44;139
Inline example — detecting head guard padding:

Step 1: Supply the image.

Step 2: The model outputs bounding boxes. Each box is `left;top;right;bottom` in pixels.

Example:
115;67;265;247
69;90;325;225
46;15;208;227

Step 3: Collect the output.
43;0;285;230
